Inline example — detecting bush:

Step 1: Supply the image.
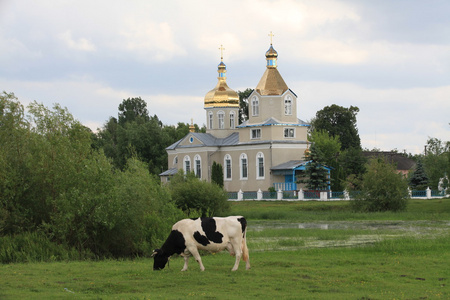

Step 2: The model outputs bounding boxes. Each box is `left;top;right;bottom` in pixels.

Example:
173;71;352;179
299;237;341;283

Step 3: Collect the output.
350;158;409;212
169;170;230;217
0;231;88;263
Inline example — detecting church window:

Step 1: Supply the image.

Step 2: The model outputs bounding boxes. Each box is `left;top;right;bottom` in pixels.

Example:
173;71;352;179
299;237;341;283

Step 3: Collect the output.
240;153;248;180
208;111;213;129
173;156;178;167
251;96;259;116
183;156;191;174
194;155;201;178
230;111;235;129
284;128;295;138
284;95;292;115
218;111;224;129
256;152;265;179
251;128;261;139
224;154;232;180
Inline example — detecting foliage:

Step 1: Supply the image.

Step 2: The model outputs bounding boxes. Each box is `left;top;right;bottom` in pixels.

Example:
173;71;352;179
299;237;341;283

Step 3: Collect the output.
309;130;343;190
211;161;224;188
299;144;329;190
238;88;253;123
118;97;150;125
310;104;361;150
96;98;204;175
350;158;409;212
0;93;182;260
422;137;450;190
409;159;429;190
339;147;367;189
169;170;230;217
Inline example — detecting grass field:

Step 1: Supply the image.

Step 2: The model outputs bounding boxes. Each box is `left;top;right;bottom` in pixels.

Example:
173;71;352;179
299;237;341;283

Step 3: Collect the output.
1;199;449;299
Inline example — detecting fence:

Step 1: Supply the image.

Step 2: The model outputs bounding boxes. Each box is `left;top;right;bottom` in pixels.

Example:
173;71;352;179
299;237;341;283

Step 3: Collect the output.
228;187;448;201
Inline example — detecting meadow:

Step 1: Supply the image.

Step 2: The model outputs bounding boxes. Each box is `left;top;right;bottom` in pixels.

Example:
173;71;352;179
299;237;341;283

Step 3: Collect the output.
1;199;449;299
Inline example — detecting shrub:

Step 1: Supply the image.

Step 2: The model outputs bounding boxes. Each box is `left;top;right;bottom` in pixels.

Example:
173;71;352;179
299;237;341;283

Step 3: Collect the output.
350;158;409;212
169;170;230;217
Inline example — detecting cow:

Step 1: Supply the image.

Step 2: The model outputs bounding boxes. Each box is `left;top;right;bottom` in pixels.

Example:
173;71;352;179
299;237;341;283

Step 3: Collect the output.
152;216;250;271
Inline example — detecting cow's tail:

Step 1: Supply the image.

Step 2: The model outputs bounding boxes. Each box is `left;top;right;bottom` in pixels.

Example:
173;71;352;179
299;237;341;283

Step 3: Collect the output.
242;225;249;263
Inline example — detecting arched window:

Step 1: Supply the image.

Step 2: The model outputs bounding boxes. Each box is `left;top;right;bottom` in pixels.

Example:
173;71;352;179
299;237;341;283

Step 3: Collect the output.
240;153;248;180
218;111;225;129
194;154;201;178
173;156;178;167
256;152;265;179
230;111;235;129
224;154;232;180
183;155;191;174
284;95;292;115
208;111;213;129
251;96;259;116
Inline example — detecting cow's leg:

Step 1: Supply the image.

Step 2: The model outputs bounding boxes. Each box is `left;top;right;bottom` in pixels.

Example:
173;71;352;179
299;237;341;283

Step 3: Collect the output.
181;254;189;272
230;239;242;271
186;246;205;271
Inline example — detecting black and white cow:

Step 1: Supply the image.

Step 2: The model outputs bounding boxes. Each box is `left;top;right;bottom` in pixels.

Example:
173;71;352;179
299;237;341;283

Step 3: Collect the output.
152;216;250;271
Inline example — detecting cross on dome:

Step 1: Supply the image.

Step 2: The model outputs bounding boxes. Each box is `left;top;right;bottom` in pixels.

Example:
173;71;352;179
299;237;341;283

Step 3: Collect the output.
219;45;225;61
268;31;274;45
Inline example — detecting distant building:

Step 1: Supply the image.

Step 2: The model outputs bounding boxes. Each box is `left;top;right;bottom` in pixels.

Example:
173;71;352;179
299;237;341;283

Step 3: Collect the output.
362;151;416;176
160;42;313;192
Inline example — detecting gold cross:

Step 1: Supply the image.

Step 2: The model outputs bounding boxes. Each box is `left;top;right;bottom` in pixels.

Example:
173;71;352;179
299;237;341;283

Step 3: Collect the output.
268;31;274;45
219;44;225;60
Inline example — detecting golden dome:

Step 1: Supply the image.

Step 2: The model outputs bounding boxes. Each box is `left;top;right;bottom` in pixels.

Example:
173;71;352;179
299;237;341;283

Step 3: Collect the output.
255;44;288;95
204;59;239;108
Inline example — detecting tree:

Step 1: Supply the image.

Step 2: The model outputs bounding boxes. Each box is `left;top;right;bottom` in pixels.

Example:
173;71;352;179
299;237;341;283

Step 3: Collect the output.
339;147;367;189
169;170;230;217
423;137;450;189
309;130;342;190
238;88;253;123
299;144;329;190
211;161;224;188
350;158;409;212
310;104;361;150
118;97;150;125
1;93;182;259
409;160;429;190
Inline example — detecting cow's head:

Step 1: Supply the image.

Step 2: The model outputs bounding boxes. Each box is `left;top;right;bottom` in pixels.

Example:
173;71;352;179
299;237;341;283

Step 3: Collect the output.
152;249;169;270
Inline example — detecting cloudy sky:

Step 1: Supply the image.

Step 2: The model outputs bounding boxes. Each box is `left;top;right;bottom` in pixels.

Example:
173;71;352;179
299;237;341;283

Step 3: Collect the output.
1;0;449;154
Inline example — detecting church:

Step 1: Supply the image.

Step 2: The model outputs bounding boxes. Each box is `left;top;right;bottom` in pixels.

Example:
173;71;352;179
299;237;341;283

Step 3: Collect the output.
160;40;313;193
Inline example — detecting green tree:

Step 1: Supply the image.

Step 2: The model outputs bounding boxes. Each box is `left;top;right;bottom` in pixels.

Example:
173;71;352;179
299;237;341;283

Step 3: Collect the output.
118;97;150;125
310;104;361;150
169;171;230;217
409;160;429;190
299;144;329;190
238;88;253;123
1;93;182;259
350;158;409;212
339;147;367;189
423;137;450;189
309;130;342;190
211;161;224;188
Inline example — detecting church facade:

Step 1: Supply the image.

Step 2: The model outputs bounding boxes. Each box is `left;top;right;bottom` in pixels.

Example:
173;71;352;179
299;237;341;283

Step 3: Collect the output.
160;43;311;193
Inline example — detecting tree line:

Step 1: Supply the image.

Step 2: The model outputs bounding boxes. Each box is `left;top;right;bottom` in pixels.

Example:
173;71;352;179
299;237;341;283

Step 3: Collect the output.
0;92;227;263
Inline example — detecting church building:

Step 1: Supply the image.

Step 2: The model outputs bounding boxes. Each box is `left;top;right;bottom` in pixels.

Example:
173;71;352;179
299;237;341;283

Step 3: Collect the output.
160;41;311;193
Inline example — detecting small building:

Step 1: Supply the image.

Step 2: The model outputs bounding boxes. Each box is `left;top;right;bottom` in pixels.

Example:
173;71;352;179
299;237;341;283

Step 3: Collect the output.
160;42;312;192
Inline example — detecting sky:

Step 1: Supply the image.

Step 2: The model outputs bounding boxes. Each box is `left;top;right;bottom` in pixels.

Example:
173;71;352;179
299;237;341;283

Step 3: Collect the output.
1;0;449;154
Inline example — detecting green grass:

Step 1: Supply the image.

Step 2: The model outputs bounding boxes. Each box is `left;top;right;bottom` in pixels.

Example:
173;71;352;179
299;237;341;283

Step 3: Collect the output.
1;199;449;299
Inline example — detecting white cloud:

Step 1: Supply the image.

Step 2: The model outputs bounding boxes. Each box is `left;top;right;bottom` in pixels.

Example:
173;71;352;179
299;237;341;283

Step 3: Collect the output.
59;31;96;52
